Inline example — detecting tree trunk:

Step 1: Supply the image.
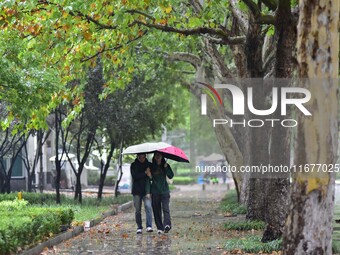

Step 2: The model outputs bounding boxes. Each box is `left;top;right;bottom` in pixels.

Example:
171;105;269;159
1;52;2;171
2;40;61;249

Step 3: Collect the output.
4;176;10;194
283;0;339;254
115;141;124;198
262;0;297;242
54;110;62;204
74;174;82;204
55;164;61;204
245;15;268;221
97;143;115;200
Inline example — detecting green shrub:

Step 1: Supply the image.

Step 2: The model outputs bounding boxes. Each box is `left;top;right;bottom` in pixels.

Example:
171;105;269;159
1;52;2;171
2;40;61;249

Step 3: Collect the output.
0;202;74;254
87;171;100;185
220;203;247;215
225;235;282;253
104;176;116;186
0;194;132;254
224;220;265;231
88;171;116;186
176;168;191;175
0;192;66;204
172;176;195;185
220;189;247;215
221;189;239;204
0;193;131;207
0;199;28;211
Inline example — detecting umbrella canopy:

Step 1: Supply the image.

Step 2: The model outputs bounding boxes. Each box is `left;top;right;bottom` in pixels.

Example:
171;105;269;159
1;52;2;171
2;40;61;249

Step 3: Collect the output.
122;142;171;155
122;142;189;163
157;146;190;163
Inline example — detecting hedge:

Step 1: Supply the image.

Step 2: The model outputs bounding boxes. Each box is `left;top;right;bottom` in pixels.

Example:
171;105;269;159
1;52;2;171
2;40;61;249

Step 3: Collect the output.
0;192;67;204
172;176;196;185
0;199;74;254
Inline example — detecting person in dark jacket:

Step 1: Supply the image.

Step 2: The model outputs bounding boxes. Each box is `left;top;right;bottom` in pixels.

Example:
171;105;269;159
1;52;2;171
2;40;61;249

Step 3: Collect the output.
146;152;174;234
131;153;153;234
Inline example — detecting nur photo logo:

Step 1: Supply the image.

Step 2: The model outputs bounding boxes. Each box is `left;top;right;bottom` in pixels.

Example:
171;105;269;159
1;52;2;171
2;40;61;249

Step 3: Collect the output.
197;80;312;128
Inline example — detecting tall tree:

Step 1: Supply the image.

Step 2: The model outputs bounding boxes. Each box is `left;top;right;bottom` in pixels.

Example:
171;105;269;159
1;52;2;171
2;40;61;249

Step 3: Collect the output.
0;0;300;241
21;129;51;192
283;0;339;254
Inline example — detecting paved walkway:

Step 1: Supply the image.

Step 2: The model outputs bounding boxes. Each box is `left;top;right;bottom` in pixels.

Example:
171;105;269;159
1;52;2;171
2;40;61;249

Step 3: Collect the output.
41;184;233;255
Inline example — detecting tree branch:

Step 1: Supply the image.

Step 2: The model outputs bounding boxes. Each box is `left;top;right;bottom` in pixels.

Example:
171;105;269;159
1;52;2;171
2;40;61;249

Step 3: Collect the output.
74;11;117;30
189;0;203;13
135;20;228;38
126;9;155;21
242;0;275;24
203;38;233;80
242;0;261;16
80;31;147;62
41;1;117;30
168;52;202;69
202;34;246;45
229;0;249;33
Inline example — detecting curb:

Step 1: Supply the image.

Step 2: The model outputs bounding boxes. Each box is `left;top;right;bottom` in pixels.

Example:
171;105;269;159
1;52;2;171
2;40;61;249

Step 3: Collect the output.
21;201;133;255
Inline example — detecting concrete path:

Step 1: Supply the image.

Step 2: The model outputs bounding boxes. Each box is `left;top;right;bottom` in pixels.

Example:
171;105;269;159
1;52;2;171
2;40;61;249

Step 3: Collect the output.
41;184;233;255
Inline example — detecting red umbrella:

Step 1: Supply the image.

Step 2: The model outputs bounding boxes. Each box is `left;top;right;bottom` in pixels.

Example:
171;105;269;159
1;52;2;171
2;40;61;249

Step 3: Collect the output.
157;146;189;163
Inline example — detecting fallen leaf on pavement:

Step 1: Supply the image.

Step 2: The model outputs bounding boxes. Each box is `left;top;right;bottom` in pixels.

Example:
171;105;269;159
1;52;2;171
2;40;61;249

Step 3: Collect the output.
122;233;129;238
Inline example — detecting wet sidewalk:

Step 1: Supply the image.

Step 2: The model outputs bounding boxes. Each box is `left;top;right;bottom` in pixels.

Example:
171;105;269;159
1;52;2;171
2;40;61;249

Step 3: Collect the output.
41;184;233;255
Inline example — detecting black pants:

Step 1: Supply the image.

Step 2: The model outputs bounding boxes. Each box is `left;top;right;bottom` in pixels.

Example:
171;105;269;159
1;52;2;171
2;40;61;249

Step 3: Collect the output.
152;193;171;231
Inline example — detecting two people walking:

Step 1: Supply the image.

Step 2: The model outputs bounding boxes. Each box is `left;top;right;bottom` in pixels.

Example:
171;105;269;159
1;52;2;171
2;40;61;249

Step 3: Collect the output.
131;152;174;234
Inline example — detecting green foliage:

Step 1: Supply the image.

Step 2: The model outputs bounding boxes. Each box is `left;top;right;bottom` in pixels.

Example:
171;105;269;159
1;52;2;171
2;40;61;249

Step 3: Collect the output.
0;192;131;207
172;176;196;185
333;237;340;254
88;171;116;186
221;203;247;216
0;30;61;132
336;172;340;180
0;192;67;204
220;189;247;215
221;189;239;204
224;235;282;253
175;168;192;176
224;220;265;231
332;205;340;253
0;194;132;253
0;198;28;210
0;201;74;254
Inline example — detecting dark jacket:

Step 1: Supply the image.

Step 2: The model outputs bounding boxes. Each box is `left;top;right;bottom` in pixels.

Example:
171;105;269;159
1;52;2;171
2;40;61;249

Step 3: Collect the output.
146;159;174;195
130;158;151;196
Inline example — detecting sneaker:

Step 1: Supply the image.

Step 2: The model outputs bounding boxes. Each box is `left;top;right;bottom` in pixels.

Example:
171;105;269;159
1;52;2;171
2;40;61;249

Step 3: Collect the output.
136;229;142;234
146;227;153;232
164;225;171;233
157;230;163;234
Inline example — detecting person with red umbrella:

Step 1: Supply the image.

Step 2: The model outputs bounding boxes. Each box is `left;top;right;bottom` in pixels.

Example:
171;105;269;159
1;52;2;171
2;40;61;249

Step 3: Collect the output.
146;152;174;234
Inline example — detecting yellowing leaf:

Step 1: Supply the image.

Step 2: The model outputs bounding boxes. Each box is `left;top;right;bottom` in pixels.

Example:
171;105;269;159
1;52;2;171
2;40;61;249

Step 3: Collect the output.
93;14;101;20
164;5;172;14
107;6;114;15
159;19;167;25
160;5;172;13
83;31;92;40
